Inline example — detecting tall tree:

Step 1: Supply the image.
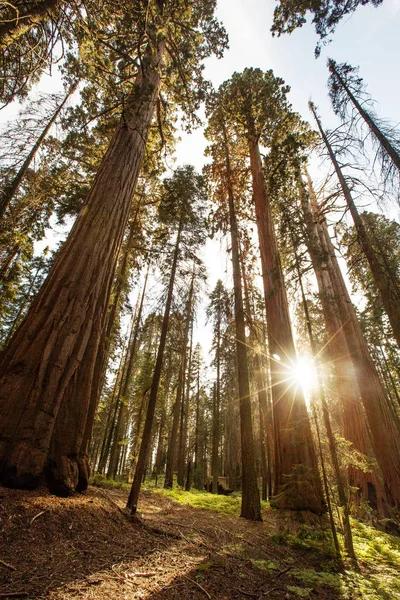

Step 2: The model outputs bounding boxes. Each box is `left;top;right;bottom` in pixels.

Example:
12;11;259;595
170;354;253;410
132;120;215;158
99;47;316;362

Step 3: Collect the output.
205;106;262;519
218;69;324;512
271;0;383;56
310;101;400;351
327;60;400;180
127;165;207;512
0;2;227;494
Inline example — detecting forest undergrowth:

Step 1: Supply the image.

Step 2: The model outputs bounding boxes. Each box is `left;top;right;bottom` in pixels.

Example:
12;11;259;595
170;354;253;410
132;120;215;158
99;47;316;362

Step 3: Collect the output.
1;482;399;600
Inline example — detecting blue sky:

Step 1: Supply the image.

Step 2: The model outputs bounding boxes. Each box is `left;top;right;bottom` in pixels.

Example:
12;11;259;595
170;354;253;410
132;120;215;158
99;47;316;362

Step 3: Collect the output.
175;0;400;166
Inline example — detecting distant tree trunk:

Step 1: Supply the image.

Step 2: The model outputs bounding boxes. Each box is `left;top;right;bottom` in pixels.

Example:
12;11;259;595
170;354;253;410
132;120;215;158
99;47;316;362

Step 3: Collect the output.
248;136;324;513
0;40;165;493
292;226;355;561
165;270;194;490
177;280;195;487
128;217;182;512
310;102;400;350
240;251;270;501
193;366;205;490
224;127;261;521
95;335;129;475
211;302;221;495
328;61;400;173
107;266;149;479
300;171;382;509
0;0;62;49
0;83;77;219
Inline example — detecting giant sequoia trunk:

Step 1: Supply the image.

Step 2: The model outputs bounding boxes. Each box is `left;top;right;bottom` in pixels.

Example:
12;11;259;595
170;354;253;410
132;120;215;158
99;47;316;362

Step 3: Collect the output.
300;173;383;511
310;103;400;349
248;138;324;513
0;0;62;49
0;83;76;219
225;132;261;521
0;40;165;493
318;212;400;509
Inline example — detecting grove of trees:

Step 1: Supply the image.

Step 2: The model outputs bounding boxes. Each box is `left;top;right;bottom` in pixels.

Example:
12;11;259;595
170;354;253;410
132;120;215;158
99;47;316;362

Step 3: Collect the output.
0;0;399;568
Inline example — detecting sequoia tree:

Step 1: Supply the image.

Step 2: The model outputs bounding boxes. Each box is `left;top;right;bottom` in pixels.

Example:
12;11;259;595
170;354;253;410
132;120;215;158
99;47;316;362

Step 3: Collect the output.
217;69;324;512
0;1;226;494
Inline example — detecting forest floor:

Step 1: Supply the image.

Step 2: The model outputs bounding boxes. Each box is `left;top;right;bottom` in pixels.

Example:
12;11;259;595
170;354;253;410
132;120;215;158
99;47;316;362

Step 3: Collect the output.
1;483;400;600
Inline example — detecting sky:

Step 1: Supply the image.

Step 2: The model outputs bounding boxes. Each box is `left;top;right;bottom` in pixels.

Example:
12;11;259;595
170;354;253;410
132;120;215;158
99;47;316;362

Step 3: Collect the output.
169;0;400;354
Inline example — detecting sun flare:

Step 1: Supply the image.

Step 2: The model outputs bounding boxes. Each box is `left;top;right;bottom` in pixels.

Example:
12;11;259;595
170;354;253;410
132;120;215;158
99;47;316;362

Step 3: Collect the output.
291;357;317;396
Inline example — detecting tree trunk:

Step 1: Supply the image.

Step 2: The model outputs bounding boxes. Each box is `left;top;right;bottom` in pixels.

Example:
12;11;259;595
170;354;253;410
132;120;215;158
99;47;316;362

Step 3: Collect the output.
300;171;382;509
292;226;354;561
128;218;182;512
107;266;149;479
225;129;261;520
248;137;324;513
177;278;195;487
0;0;62;49
0;40;165;492
310;102;400;350
319;211;400;510
0;83;77;219
329;61;400;173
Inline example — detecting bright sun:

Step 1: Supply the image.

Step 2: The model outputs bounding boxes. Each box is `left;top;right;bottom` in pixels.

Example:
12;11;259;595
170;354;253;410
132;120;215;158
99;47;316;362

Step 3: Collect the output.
291;357;317;396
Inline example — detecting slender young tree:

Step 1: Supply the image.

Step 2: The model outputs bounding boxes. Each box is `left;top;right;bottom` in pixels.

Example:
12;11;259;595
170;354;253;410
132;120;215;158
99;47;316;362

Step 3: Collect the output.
165;268;196;489
327;60;400;178
127;165;207;512
310;101;400;352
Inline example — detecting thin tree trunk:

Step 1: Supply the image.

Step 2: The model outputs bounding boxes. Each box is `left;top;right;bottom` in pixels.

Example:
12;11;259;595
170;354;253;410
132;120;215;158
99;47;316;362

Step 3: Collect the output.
177;280;195;487
310;102;400;350
0;39;165;492
329;61;400;173
165;268;194;490
248;136;323;513
107;265;149;479
224;126;261;521
0;83;77;219
128;218;182;512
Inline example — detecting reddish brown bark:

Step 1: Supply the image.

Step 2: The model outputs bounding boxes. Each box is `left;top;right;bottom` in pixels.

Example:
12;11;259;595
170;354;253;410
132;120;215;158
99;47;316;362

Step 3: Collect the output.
0;40;165;492
225;130;261;521
310;102;400;350
300;173;382;510
248;138;324;513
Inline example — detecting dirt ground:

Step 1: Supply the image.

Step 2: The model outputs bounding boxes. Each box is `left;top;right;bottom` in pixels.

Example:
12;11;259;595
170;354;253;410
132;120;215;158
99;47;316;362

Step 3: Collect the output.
0;485;369;599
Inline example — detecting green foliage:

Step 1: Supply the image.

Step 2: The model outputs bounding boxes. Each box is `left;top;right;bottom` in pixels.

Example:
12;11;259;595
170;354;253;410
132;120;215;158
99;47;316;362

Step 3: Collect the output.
286;586;312;597
153;487;243;515
90;473;130;491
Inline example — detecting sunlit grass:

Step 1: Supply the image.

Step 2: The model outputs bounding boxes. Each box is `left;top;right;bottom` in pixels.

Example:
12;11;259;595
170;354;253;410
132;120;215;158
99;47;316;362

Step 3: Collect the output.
152;487;270;516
